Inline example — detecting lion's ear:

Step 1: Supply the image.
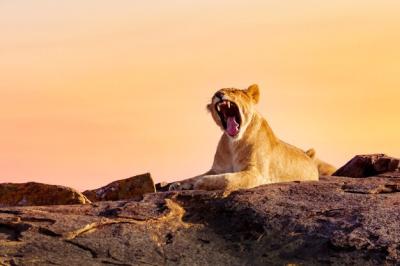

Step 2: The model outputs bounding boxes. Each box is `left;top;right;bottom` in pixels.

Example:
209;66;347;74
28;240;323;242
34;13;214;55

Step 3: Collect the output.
246;84;260;104
306;148;316;159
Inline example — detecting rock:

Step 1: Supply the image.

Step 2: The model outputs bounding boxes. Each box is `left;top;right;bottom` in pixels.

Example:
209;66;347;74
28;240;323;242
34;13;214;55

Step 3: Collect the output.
0;182;90;207
155;181;170;192
82;173;155;202
2;174;400;265
333;154;400;178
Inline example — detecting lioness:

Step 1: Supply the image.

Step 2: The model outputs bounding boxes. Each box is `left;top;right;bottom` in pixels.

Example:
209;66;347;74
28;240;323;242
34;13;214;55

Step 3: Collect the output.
170;84;319;191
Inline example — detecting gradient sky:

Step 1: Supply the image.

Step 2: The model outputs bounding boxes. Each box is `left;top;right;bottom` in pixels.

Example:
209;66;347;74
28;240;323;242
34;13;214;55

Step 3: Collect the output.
1;1;399;191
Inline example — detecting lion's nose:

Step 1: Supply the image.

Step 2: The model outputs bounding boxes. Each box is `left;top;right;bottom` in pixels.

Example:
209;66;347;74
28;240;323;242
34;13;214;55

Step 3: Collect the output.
214;91;224;99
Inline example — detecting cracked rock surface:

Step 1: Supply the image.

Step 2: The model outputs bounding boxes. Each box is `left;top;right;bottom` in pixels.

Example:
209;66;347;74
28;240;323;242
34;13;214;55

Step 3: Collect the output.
1;171;400;265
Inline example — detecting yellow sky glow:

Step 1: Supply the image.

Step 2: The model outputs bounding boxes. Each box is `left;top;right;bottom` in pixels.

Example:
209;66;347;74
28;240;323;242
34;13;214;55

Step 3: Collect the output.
1;1;399;190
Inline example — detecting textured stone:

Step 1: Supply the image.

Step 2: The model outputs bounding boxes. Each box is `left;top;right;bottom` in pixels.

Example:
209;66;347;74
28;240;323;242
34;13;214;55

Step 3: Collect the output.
333;154;400;178
83;173;155;202
1;173;400;265
1;155;400;265
0;182;90;207
155;181;170;192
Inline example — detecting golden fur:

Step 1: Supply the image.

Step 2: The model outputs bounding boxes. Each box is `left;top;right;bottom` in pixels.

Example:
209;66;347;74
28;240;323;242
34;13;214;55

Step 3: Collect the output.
170;84;320;191
306;148;337;176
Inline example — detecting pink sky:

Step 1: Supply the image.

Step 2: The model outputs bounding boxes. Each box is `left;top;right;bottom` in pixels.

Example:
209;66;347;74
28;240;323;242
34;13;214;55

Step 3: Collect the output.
1;1;399;191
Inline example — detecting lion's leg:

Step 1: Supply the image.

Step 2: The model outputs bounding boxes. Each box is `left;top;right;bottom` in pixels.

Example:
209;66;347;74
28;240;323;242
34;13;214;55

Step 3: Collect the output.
193;170;262;191
168;170;215;191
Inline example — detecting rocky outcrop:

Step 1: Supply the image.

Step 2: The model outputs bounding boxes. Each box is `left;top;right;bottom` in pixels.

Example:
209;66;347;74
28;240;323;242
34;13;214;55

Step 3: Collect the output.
333;154;399;178
1;172;400;265
1;155;400;265
0;182;90;207
0;173;155;207
82;173;155;202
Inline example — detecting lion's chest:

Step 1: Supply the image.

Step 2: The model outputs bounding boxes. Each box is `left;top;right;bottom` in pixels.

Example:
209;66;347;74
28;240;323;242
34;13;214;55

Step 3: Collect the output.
214;135;258;173
224;138;269;174
227;142;250;172
231;152;244;172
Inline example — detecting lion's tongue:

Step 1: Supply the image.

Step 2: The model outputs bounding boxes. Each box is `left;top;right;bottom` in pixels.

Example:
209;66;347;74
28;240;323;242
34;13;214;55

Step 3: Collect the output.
226;116;239;136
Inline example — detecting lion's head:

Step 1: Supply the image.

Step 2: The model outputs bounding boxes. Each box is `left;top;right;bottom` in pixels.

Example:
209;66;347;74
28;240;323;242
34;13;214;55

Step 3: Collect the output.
207;84;260;139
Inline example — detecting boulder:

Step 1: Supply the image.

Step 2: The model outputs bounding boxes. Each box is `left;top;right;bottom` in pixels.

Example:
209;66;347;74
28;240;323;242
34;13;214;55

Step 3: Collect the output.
82;173;155;202
333;154;399;178
0;182;90;207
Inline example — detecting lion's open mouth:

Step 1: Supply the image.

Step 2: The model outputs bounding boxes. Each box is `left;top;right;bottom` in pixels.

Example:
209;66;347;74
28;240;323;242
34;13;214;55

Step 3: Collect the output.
215;100;242;137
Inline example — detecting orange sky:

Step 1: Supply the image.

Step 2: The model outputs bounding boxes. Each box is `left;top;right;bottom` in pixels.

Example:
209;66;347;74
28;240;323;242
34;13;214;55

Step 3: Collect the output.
1;1;399;191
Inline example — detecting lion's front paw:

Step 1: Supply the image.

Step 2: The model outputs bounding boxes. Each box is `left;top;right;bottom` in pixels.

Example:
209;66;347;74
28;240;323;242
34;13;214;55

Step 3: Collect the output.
168;182;193;191
168;182;181;191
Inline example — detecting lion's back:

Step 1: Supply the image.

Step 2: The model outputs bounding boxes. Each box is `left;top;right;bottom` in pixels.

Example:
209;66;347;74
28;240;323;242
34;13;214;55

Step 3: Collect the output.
267;140;319;183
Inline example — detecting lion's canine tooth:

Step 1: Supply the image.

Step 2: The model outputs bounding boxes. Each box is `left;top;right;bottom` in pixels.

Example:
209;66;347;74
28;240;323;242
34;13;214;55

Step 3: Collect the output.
227;101;231;108
217;105;221;112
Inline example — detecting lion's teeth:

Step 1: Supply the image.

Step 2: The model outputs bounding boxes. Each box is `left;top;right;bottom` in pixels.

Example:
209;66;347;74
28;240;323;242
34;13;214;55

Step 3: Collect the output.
217;105;221;111
227;101;231;108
